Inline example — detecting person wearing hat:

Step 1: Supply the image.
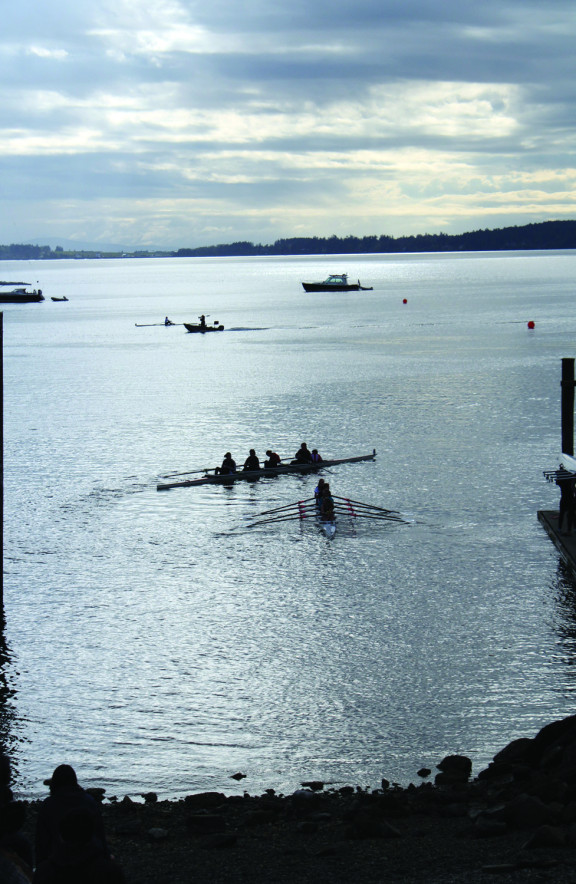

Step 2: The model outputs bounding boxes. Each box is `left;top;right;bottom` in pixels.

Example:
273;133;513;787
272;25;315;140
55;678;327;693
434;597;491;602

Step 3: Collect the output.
35;765;108;868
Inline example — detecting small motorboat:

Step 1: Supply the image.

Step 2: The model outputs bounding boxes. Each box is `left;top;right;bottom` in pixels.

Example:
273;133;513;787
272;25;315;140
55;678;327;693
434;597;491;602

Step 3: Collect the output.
51;296;69;302
302;273;373;292
184;321;224;333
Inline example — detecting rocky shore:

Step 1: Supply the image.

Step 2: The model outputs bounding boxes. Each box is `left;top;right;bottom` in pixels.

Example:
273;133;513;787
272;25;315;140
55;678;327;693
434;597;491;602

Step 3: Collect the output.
22;716;576;882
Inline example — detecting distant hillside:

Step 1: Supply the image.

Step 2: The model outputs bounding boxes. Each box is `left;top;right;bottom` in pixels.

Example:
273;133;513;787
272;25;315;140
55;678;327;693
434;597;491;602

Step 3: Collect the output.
1;220;576;260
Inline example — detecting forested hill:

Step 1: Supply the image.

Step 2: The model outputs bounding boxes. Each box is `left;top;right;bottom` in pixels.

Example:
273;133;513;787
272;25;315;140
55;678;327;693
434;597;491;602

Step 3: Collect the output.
173;220;576;258
2;219;576;260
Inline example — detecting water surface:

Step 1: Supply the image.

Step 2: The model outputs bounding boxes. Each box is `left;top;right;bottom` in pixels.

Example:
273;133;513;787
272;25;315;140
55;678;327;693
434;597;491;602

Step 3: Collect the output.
1;250;575;799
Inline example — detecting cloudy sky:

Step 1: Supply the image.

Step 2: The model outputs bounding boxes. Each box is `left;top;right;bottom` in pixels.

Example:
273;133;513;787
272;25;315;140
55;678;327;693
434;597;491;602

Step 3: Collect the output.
1;0;575;249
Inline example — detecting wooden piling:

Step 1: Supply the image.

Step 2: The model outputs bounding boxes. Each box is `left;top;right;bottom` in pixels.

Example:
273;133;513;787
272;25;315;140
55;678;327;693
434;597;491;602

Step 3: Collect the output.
0;313;3;614
538;358;576;576
538;510;576;573
561;357;575;457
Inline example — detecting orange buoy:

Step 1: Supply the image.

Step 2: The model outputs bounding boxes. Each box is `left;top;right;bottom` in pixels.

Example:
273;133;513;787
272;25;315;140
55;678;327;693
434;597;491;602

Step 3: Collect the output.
527;320;535;329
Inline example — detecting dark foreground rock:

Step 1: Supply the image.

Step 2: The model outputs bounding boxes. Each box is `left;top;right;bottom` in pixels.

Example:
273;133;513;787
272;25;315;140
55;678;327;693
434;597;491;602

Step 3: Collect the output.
20;715;576;882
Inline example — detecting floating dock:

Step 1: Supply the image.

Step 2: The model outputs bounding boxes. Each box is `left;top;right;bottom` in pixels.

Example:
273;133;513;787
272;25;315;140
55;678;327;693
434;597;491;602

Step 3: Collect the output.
537;510;576;573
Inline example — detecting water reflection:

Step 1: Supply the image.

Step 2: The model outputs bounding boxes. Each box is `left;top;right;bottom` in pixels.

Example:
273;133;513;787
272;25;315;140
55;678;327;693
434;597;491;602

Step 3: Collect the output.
549;562;576;696
0;624;19;781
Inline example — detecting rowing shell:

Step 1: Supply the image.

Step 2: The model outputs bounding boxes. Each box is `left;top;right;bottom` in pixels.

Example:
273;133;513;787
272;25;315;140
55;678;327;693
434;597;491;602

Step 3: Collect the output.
243;494;406;536
317;515;336;539
157;450;376;490
299;499;336;539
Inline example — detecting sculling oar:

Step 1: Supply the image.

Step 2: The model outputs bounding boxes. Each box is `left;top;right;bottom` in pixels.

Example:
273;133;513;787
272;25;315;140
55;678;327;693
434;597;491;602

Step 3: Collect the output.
247;497;315;517
329;503;406;522
341;511;405;522
332;495;401;515
245;513;312;527
159;467;215;479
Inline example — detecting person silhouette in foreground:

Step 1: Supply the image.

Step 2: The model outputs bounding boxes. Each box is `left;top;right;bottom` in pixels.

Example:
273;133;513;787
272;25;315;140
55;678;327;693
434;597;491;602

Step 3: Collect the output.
33;807;124;884
34;765;109;869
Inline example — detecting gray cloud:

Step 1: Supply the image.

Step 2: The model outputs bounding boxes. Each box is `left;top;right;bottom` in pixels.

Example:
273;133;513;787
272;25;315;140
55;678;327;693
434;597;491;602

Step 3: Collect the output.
0;0;575;247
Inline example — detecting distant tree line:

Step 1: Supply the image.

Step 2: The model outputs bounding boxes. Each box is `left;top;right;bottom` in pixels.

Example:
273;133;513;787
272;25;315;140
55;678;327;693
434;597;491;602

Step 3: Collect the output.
2;220;576;261
172;220;576;257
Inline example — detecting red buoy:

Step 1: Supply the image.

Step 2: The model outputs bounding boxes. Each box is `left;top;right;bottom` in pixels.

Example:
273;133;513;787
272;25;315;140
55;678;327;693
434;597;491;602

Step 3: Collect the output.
527;320;535;329
402;298;407;304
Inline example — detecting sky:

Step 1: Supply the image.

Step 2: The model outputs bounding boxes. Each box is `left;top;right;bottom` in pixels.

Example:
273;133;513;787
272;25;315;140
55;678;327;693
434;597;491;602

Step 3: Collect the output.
1;0;575;250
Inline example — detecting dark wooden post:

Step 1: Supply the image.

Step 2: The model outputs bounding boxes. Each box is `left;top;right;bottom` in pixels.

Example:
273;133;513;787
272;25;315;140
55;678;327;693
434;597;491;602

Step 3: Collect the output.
562;357;575;458
0;313;3;614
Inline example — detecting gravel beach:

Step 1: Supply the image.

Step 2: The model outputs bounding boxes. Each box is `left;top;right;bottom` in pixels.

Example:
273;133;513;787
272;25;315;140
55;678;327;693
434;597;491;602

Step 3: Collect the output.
18;715;576;883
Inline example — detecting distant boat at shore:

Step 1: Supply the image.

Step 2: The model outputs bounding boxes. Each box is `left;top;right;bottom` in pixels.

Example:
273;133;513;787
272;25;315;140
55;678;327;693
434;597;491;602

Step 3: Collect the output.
0;284;44;303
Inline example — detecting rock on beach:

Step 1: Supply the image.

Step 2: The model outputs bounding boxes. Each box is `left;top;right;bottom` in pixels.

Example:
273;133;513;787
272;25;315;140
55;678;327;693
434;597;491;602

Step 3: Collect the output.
20;715;576;883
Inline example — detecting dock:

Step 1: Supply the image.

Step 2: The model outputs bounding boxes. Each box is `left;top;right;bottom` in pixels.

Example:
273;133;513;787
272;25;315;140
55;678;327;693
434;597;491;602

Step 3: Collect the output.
537;510;576;573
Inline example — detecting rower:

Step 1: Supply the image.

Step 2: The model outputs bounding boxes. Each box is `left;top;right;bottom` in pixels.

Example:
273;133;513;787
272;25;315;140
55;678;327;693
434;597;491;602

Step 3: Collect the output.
319;484;335;521
264;450;281;468
314;478;326;507
292;443;313;464
164;316;174;326
311;448;323;463
215;452;236;475
243;449;260;471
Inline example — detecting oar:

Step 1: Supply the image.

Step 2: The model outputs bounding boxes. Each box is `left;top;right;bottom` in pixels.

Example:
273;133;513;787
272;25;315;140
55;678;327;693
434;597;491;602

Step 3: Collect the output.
320;507;404;524
332;495;401;515
249;497;315;517
159;467;215;479
245;513;310;527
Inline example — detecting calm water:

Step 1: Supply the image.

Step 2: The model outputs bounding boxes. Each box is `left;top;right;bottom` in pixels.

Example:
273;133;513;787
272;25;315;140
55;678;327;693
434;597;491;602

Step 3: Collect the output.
1;251;575;801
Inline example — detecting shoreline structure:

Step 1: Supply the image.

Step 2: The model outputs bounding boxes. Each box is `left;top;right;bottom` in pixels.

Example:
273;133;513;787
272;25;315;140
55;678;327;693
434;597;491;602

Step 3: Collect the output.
18;714;576;883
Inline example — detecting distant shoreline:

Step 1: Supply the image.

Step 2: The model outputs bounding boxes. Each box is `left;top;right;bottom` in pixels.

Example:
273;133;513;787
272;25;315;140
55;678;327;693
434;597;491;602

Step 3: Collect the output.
2;219;576;261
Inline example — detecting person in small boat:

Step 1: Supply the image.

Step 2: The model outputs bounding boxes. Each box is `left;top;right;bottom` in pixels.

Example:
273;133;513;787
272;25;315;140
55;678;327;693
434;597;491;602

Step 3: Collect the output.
314;478;326;508
292;443;313;464
311;448;323;463
319;484;335;521
199;314;207;329
215;453;236;475
243;449;260;471
164;317;173;326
